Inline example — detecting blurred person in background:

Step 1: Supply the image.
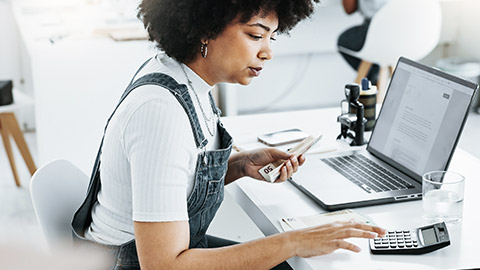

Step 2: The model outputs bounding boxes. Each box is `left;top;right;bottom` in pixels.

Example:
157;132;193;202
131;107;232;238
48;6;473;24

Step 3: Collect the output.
338;0;389;85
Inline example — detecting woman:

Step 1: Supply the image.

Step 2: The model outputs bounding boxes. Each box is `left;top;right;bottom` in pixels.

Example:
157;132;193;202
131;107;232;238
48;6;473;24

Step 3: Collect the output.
72;0;386;269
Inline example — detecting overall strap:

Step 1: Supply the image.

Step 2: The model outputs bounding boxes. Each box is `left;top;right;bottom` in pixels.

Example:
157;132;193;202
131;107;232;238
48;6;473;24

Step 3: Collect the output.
126;58;153;86
129;73;209;148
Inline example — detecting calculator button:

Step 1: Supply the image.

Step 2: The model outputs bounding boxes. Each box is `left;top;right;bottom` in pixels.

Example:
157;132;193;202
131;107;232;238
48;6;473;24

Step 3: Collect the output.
396;230;403;233
413;243;418;247
406;243;413;248
398;243;405;248
390;244;397;248
403;230;410;233
376;244;390;248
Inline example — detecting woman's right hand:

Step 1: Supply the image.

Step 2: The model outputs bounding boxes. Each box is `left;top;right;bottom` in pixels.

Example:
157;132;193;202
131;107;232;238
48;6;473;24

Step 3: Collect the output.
289;221;387;258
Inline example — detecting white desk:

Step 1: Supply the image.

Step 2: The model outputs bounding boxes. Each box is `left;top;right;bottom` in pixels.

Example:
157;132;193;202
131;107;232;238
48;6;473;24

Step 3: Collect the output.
221;107;480;270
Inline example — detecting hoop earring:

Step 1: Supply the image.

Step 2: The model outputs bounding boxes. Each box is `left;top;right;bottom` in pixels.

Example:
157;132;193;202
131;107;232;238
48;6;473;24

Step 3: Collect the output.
200;43;208;58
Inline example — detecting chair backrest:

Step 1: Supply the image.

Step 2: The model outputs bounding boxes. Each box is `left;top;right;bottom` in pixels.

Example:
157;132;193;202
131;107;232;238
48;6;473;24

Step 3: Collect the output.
30;159;89;249
358;0;442;66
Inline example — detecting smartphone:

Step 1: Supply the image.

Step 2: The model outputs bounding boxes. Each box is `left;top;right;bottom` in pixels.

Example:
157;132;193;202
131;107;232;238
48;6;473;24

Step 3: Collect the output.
257;128;309;146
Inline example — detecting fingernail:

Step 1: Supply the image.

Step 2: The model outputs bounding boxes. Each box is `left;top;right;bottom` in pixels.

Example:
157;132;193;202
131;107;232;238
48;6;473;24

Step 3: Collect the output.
354;246;361;252
287;161;292;166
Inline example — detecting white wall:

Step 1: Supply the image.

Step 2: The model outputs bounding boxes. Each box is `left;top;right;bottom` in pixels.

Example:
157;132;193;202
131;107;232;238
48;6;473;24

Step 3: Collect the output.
449;0;480;60
233;53;355;115
0;1;20;84
0;1;36;130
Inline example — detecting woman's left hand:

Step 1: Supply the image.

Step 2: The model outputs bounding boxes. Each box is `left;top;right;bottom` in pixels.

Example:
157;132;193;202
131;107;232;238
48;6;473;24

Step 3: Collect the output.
243;148;306;183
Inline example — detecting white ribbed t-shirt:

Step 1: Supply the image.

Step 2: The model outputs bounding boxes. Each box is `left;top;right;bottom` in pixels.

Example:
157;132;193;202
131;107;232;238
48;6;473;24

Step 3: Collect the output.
85;53;220;245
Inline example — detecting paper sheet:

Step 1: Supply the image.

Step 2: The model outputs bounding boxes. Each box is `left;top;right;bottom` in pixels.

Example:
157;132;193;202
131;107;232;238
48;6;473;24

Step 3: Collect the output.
280;209;375;232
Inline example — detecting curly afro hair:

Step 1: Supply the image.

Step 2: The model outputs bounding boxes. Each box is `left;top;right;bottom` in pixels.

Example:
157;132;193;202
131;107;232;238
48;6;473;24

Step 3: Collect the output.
138;0;320;63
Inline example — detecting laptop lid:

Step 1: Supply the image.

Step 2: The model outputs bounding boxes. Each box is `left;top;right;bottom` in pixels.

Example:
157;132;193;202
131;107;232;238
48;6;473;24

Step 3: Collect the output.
367;57;478;183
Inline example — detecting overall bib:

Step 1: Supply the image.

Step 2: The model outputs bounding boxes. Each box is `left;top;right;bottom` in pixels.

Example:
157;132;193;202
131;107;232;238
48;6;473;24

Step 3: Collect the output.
71;59;233;269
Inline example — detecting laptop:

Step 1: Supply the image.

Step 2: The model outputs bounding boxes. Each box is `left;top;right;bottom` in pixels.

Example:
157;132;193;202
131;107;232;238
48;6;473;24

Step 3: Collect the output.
290;57;478;211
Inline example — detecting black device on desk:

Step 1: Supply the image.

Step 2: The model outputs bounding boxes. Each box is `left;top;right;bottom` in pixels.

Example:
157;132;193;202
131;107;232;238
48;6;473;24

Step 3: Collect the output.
336;83;367;146
0;80;14;106
370;222;450;255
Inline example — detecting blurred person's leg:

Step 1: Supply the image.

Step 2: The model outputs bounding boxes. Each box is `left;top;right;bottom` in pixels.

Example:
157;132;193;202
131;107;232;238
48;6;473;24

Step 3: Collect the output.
338;20;379;85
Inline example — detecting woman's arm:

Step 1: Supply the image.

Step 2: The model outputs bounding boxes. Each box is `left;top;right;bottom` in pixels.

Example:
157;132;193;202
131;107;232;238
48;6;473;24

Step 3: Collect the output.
224;152;246;185
135;220;386;270
224;149;305;185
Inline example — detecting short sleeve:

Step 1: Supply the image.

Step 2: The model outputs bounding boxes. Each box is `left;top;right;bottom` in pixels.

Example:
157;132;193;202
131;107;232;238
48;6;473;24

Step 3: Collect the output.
122;88;194;222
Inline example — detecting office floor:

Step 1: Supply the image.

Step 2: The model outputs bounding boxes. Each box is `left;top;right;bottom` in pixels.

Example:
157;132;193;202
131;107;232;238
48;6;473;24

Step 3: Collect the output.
1;111;479;250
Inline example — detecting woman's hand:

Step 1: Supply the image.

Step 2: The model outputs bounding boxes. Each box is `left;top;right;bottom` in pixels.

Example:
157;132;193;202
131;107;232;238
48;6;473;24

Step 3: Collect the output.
242;148;306;183
289;221;387;257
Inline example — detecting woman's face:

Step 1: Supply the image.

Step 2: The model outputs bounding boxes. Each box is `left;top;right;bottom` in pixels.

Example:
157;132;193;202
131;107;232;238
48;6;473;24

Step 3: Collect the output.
199;12;278;85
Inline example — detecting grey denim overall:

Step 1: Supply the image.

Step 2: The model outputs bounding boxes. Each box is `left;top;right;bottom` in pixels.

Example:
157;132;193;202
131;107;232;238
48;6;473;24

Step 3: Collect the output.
71;59;233;269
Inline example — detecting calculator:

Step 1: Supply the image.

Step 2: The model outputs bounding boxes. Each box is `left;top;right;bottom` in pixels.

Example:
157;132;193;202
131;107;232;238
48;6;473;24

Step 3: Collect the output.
370;222;450;254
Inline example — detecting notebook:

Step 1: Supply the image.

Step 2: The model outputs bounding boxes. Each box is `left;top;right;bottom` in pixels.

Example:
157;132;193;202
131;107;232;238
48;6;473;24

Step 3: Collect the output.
289;57;478;210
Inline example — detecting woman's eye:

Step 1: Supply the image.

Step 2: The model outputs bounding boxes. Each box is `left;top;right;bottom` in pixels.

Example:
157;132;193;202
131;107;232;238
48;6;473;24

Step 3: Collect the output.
249;34;262;40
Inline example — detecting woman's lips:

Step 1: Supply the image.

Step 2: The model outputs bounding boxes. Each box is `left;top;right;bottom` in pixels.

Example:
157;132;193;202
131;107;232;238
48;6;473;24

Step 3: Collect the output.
249;67;262;77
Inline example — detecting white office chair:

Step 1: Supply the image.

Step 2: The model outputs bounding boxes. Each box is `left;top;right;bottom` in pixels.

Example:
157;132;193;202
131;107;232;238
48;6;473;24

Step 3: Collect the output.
30;159;89;249
339;0;442;100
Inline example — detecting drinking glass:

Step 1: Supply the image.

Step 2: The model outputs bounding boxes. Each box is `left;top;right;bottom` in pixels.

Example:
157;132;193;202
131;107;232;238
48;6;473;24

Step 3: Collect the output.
422;171;465;224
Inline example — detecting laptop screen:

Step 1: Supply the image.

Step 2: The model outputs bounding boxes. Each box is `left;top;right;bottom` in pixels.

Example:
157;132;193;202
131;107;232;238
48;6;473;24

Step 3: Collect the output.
367;57;478;180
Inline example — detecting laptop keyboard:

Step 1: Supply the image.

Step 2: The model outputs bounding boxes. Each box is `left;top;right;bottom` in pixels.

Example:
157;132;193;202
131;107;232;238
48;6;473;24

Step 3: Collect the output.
321;155;415;193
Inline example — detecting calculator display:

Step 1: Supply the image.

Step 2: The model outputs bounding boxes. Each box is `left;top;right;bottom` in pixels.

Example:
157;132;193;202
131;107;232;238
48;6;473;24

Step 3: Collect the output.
421;228;438;246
